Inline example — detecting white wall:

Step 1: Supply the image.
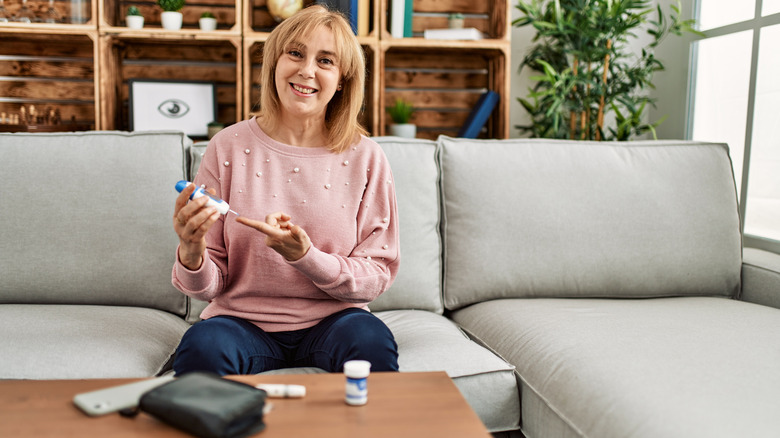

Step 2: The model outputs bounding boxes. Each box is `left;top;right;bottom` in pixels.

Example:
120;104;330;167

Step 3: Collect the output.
508;0;695;140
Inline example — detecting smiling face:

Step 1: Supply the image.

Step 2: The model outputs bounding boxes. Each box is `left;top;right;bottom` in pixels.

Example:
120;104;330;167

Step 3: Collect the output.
274;25;342;124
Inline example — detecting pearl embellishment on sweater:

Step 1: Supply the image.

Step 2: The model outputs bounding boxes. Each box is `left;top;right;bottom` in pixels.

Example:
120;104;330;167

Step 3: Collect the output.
343;160;349;166
224;161;230;167
294;167;300;173
325;184;331;189
245;149;250;154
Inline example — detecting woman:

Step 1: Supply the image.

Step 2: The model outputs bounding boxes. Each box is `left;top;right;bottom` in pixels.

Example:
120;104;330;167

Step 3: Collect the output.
171;5;400;375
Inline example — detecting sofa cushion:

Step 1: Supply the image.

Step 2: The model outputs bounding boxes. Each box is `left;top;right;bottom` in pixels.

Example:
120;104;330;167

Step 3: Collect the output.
452;297;780;438
0;131;190;316
376;309;519;432
369;138;443;313
439;137;742;310
0;304;190;379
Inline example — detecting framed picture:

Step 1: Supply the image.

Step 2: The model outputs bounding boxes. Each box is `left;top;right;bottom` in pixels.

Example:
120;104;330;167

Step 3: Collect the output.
129;80;216;137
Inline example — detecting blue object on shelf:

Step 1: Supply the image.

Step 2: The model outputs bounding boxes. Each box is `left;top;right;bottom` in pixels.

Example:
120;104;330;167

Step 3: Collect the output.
458;91;499;139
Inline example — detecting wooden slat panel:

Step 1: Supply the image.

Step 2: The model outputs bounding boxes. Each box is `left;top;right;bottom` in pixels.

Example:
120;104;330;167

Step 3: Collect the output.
385;51;491;70
385;70;487;89
120;42;237;63
217;104;236;121
0;60;94;79
412;0;489;14
121;64;237;83
0;37;94;58
385;90;481;110
0;81;95;100
408;109;469;128
251;9;277;30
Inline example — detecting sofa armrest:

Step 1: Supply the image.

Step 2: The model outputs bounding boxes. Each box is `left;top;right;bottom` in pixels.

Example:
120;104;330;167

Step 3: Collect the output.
741;248;780;309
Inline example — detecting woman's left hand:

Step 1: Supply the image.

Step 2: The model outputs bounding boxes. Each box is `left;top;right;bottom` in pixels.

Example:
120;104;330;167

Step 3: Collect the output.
236;212;312;261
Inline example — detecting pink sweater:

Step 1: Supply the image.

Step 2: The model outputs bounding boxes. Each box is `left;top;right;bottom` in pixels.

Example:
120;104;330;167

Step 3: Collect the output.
172;118;400;332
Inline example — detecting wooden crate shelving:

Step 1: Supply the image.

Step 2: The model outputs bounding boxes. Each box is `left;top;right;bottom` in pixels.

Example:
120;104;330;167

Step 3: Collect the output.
100;35;242;135
382;46;506;140
0;32;98;130
99;0;240;32
0;0;510;138
380;0;509;40
0;0;95;25
378;0;511;138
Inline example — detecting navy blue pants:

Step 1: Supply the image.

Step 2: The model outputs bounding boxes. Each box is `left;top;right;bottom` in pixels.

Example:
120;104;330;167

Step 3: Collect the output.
173;308;399;375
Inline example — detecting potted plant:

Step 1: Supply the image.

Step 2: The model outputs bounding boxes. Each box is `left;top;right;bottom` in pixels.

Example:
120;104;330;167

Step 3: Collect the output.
199;11;216;31
387;98;416;138
125;5;144;29
448;12;464;29
514;0;700;141
158;0;185;30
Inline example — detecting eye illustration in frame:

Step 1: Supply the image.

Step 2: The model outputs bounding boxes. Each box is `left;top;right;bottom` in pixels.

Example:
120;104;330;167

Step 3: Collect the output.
157;99;191;119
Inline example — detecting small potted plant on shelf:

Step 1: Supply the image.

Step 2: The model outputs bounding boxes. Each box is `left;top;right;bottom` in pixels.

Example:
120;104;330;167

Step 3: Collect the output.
125;5;144;29
448;12;464;29
387;98;416;138
199;11;216;31
158;0;185;30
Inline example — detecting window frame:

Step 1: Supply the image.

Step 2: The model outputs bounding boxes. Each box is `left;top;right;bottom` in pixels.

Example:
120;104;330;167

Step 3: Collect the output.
689;0;780;254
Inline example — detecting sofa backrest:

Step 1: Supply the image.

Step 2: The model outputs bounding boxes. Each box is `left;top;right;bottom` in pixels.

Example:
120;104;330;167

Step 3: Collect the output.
187;137;445;314
0;131;191;317
439;137;743;310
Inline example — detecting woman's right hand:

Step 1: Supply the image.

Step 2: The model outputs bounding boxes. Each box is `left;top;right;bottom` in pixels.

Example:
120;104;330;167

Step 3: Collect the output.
173;183;221;270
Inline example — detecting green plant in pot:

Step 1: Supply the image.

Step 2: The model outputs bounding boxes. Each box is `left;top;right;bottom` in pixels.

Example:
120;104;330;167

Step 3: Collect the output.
126;5;144;29
199;11;217;31
514;0;700;141
387;98;416;138
158;0;185;30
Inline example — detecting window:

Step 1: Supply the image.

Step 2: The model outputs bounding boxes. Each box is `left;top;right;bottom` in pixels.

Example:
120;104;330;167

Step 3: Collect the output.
690;1;780;250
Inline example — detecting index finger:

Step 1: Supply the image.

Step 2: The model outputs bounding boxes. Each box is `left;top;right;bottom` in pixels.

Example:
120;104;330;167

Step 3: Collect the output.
236;216;282;238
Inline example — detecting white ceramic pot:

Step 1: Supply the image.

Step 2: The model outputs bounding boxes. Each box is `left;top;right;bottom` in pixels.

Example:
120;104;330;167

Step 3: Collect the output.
161;11;183;30
199;16;217;31
389;123;417;138
448;17;464;29
126;15;144;29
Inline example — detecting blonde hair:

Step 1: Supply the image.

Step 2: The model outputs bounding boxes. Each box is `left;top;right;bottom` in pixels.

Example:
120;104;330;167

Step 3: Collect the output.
258;5;367;153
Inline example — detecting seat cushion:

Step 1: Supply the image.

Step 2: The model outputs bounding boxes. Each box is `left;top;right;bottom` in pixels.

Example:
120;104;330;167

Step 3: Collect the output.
439;137;742;310
0;304;190;379
452;297;780;438
376;310;519;432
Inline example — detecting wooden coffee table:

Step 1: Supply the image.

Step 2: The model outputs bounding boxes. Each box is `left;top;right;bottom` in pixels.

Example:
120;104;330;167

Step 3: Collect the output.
1;371;492;437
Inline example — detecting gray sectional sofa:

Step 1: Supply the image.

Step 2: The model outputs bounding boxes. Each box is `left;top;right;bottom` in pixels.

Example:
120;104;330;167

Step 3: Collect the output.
2;130;780;438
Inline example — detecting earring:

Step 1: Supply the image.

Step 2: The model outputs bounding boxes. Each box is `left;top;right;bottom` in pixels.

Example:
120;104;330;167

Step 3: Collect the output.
337;84;343;91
